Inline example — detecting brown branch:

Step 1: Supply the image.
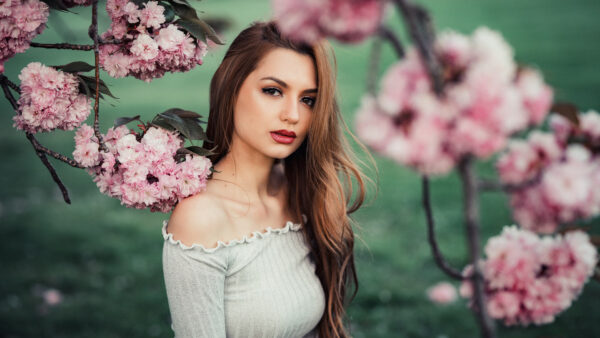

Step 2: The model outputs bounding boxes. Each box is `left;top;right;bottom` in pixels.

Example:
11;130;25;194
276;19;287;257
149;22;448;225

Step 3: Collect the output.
478;171;544;193
458;156;497;338
90;0;108;152
3;76;20;93
30;42;94;51
366;37;382;95
422;176;464;280
378;25;405;58
394;0;444;95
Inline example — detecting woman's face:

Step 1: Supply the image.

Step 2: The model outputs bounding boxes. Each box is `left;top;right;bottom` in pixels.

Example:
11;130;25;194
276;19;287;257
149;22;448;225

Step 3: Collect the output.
231;47;317;161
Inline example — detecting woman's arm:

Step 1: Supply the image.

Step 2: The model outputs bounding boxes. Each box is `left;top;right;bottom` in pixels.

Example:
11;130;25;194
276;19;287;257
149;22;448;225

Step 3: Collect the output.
162;240;228;338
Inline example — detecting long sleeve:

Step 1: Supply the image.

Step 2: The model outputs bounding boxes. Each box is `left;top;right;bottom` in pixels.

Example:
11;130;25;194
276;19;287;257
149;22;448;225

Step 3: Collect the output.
162;240;229;338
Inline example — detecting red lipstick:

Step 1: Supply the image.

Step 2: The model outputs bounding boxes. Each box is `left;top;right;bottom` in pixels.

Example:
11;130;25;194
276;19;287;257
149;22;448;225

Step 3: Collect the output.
271;130;296;144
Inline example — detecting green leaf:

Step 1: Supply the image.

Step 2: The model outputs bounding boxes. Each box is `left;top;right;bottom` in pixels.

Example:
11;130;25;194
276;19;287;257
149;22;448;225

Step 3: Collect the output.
54;61;95;74
39;0;71;11
150;116;176;131
176;146;215;157
196;18;224;45
78;75;118;99
114;115;141;128
162;108;203;119
158;112;193;140
551;102;579;126
160;1;176;23
175;18;224;45
169;1;198;20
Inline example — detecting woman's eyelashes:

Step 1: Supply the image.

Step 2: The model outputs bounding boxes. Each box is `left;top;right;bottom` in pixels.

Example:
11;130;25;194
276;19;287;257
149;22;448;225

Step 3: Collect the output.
261;87;316;108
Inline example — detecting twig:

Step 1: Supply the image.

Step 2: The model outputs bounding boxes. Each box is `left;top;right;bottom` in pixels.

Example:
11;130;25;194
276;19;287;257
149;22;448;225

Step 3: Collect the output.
458;156;496;338
478;173;543;193
3;76;20;93
394;0;444;95
30;42;94;51
421;176;464;280
90;0;108;152
378;25;405;58
366;37;382;95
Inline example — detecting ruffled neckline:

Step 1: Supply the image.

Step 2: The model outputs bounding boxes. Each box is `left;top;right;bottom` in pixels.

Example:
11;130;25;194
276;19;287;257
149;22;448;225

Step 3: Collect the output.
162;216;305;253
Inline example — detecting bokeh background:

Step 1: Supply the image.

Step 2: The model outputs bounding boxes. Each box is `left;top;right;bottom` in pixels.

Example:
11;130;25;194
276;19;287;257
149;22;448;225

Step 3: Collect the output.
1;0;599;337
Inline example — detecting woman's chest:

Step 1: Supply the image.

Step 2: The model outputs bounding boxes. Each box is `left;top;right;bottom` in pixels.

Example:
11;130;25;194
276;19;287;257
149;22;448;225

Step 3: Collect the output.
222;232;325;337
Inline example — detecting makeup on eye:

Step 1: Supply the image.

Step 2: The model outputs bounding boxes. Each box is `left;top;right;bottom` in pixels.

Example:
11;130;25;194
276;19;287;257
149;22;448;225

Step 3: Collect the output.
261;86;316;107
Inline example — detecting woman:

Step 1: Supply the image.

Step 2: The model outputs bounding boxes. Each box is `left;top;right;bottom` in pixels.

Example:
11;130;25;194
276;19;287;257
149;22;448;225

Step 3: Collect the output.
162;21;375;338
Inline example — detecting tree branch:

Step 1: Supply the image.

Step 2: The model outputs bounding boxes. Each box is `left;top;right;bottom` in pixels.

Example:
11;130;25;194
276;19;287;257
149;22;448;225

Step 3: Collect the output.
30;42;94;51
421;176;465;280
366;37;382;95
394;0;444;95
90;0;108;152
458;156;497;338
478;173;543;193
378;25;405;58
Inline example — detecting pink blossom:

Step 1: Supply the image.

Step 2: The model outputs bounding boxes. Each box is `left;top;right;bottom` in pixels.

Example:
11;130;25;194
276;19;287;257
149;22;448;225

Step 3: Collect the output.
516;68;553;125
13;62;92;133
130;34;159;60
355;27;554;176
42;288;63;306
139;1;165;30
461;226;597;326
272;0;383;44
0;0;49;66
99;0;208;82
426;282;457;305
76;124;212;212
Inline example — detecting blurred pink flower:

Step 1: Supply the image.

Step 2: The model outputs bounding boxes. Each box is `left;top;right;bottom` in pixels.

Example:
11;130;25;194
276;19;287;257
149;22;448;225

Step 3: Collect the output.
272;0;383;44
42;288;63;306
461;226;597;326
426;281;457;305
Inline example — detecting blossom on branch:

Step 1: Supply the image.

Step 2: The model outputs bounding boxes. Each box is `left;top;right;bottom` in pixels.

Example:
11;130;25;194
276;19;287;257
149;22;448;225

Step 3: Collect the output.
355;27;554;175
12;62;92;133
272;0;383;44
0;0;49;72
460;226;597;326
498;110;600;233
100;0;208;82
73;123;212;213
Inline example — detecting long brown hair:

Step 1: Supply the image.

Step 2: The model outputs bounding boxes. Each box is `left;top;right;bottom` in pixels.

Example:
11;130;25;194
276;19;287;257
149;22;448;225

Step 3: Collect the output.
203;21;377;338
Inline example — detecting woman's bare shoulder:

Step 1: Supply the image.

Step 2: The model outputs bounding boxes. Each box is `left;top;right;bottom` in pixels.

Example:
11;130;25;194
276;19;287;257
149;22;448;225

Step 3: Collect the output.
166;189;229;248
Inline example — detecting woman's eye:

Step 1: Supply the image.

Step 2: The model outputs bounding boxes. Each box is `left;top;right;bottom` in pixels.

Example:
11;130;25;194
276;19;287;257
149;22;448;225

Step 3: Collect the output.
262;87;282;96
302;97;316;108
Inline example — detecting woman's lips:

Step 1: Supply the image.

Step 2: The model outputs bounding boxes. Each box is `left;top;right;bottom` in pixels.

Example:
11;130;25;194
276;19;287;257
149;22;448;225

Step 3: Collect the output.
271;132;295;144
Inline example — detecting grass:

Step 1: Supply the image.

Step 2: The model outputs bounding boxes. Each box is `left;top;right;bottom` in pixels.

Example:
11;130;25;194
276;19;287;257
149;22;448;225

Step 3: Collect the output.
1;0;599;337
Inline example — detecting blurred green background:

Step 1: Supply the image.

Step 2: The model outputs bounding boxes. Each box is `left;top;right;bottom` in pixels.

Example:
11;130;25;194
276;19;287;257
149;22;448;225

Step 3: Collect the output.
1;0;599;337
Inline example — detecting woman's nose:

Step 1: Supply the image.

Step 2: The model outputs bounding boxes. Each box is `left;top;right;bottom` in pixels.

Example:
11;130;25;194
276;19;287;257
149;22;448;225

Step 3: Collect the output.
281;97;300;123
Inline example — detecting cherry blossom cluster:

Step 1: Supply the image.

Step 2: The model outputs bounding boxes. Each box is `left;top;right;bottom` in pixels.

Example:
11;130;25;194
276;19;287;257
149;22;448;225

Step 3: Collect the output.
497;111;600;233
460;226;597;326
355;27;553;175
73;123;212;212
272;0;383;44
12;62;92;133
0;0;49;73
99;0;207;82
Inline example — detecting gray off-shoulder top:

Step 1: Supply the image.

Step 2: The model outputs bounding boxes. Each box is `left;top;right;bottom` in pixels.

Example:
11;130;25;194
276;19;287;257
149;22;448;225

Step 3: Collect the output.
161;214;326;338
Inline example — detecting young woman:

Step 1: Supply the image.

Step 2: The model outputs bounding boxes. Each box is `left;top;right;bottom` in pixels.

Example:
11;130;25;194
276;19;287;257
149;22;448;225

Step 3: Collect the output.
162;21;375;338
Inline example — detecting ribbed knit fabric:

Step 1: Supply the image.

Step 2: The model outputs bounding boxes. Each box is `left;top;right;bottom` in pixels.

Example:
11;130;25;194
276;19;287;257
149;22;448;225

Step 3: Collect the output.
161;214;325;338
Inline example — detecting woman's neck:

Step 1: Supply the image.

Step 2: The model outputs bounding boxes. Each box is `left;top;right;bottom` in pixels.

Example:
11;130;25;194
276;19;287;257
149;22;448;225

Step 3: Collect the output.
210;149;284;204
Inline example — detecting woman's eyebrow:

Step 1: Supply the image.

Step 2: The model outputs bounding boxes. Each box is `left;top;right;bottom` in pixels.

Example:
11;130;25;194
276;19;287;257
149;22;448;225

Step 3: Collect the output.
260;76;317;94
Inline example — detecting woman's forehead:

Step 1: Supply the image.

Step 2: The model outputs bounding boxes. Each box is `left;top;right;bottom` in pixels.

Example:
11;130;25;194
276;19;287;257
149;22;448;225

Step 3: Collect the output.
251;48;317;89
